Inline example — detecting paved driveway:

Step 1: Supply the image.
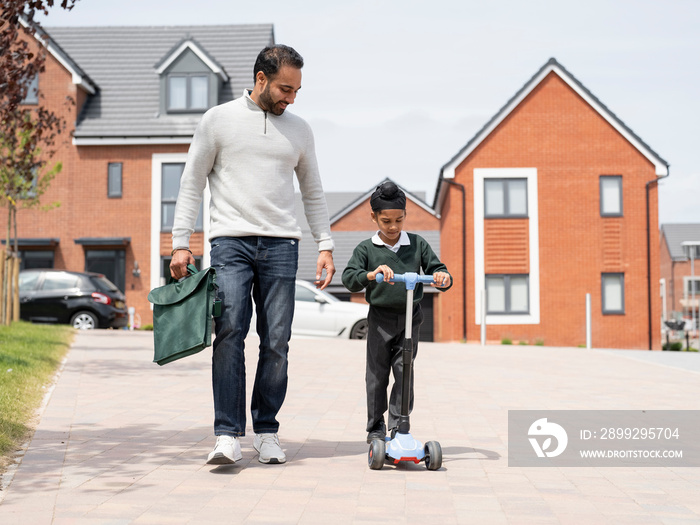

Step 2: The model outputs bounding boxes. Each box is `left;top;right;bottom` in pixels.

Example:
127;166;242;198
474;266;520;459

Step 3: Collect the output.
1;331;699;524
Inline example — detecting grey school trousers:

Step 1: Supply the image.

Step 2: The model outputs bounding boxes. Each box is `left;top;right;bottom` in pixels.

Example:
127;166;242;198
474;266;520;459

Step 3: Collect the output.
365;304;424;432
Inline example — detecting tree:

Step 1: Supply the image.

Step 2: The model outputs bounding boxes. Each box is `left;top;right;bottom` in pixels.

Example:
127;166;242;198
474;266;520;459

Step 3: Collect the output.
0;1;78;323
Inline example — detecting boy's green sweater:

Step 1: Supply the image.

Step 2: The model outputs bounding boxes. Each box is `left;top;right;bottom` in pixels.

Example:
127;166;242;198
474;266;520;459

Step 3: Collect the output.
342;233;451;312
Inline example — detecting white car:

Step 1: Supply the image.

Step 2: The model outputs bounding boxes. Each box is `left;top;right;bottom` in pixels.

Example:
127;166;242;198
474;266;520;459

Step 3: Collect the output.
250;280;369;339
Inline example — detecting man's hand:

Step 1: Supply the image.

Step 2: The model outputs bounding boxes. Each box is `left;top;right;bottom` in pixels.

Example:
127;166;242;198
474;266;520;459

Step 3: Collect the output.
314;250;335;289
169;249;195;280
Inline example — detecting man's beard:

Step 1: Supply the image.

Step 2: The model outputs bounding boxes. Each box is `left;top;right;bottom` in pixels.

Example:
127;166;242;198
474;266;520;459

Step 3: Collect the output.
259;84;286;115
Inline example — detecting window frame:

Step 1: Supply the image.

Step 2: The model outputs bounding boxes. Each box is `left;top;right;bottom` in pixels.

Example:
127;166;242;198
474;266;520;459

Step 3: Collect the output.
160;163;203;233
486;274;530;315
108;162;123;198
601;272;625;315
484;178;528;218
166;73;210;113
600;175;623;217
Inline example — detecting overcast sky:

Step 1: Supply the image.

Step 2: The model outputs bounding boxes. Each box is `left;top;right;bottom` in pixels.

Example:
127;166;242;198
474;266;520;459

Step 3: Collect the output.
37;0;699;225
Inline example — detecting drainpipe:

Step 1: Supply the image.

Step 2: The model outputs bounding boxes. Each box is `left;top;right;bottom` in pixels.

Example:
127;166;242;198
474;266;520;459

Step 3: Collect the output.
646;169;670;350
442;179;467;342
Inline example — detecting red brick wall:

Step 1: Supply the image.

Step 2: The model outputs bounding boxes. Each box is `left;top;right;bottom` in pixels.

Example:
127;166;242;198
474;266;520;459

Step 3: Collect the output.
439;72;662;349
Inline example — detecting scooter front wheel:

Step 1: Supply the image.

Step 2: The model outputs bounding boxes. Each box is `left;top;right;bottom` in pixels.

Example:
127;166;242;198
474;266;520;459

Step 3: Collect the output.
368;439;385;470
424;441;442;470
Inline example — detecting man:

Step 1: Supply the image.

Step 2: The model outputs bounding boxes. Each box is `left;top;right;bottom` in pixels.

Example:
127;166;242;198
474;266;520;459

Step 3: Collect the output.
170;45;335;466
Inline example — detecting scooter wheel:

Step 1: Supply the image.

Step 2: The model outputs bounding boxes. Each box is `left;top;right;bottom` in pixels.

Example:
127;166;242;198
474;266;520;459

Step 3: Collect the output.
424;441;442;470
368;439;385;470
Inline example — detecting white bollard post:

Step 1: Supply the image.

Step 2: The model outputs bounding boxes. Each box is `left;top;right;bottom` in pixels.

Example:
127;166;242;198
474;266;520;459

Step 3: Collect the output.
128;307;135;331
586;293;591;350
480;289;486;346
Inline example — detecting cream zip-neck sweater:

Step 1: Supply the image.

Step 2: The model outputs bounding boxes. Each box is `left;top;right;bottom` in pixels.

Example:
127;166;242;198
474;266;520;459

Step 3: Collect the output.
172;91;334;252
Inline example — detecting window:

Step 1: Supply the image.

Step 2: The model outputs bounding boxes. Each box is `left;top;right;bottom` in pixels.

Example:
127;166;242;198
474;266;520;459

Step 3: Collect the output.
167;74;209;111
41;272;80;291
21;74;39;105
20;250;54;270
18;170;38;200
602;273;625;314
600;176;622;216
486;275;529;314
686;278;700;296
161;163;203;232
484;179;528;217
108;163;122;198
86;250;126;293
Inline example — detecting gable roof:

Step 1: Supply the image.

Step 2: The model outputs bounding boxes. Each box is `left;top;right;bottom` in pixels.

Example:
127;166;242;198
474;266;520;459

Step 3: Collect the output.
155;37;229;82
330;178;436;224
434;57;670;211
44;24;274;144
661;223;700;261
19;17;97;94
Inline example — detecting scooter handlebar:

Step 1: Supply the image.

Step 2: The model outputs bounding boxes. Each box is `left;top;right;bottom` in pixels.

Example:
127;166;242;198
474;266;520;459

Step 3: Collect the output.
375;272;435;290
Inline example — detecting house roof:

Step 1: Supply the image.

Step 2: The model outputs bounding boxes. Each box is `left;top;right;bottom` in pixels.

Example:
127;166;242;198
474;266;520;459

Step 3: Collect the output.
661;224;700;261
330;178;435;224
44;24;274;143
20;18;97;94
433;57;670;212
154;37;229;82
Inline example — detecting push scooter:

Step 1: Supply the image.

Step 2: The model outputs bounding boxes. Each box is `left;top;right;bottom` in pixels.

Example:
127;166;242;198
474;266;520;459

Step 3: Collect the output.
368;272;442;471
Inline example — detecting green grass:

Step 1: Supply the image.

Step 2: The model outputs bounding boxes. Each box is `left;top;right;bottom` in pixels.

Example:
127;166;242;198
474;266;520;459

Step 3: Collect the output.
0;322;73;467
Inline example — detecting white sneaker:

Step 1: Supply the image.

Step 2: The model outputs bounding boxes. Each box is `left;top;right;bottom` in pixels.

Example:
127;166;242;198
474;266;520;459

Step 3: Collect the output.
253;433;286;464
206;435;242;465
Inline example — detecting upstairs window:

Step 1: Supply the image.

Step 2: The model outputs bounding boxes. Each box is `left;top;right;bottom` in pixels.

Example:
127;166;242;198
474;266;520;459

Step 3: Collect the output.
600;176;622;217
167;74;209;112
108;163;122;198
485;178;528;218
21;74;39;105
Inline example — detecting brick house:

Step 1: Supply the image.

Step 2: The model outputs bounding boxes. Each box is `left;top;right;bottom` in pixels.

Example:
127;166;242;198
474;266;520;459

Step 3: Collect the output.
433;58;669;349
660;224;700;329
4;24;274;326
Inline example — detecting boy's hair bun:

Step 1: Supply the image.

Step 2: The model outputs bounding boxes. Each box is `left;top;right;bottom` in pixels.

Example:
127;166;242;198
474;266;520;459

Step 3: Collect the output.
370;181;406;211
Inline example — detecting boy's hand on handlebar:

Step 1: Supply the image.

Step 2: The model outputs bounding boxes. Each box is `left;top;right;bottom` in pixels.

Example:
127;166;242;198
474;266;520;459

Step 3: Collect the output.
432;272;451;288
368;264;394;284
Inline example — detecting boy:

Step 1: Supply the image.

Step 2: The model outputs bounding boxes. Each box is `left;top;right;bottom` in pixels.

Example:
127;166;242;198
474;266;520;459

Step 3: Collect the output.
342;181;451;443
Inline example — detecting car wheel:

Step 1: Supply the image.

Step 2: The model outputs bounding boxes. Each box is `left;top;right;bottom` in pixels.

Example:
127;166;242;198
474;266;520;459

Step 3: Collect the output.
350;319;368;340
71;311;97;330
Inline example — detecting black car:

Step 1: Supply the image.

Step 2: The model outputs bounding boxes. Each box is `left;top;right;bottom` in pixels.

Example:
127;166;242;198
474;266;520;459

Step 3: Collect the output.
19;269;128;329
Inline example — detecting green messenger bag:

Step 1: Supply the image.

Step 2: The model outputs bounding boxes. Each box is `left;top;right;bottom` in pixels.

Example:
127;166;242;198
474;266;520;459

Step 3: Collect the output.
147;264;221;366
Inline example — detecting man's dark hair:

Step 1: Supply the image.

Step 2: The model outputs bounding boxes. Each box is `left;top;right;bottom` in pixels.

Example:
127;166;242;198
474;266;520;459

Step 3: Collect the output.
253;45;304;82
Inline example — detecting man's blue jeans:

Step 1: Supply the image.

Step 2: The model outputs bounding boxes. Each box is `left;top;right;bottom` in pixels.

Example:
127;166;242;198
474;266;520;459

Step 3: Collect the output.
209;236;298;436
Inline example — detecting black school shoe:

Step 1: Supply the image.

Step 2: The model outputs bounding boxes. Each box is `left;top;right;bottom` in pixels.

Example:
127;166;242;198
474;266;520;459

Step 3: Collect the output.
366;420;387;443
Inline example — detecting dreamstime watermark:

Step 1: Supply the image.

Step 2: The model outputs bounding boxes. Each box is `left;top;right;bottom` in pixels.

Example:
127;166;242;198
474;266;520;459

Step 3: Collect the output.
508;410;700;467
